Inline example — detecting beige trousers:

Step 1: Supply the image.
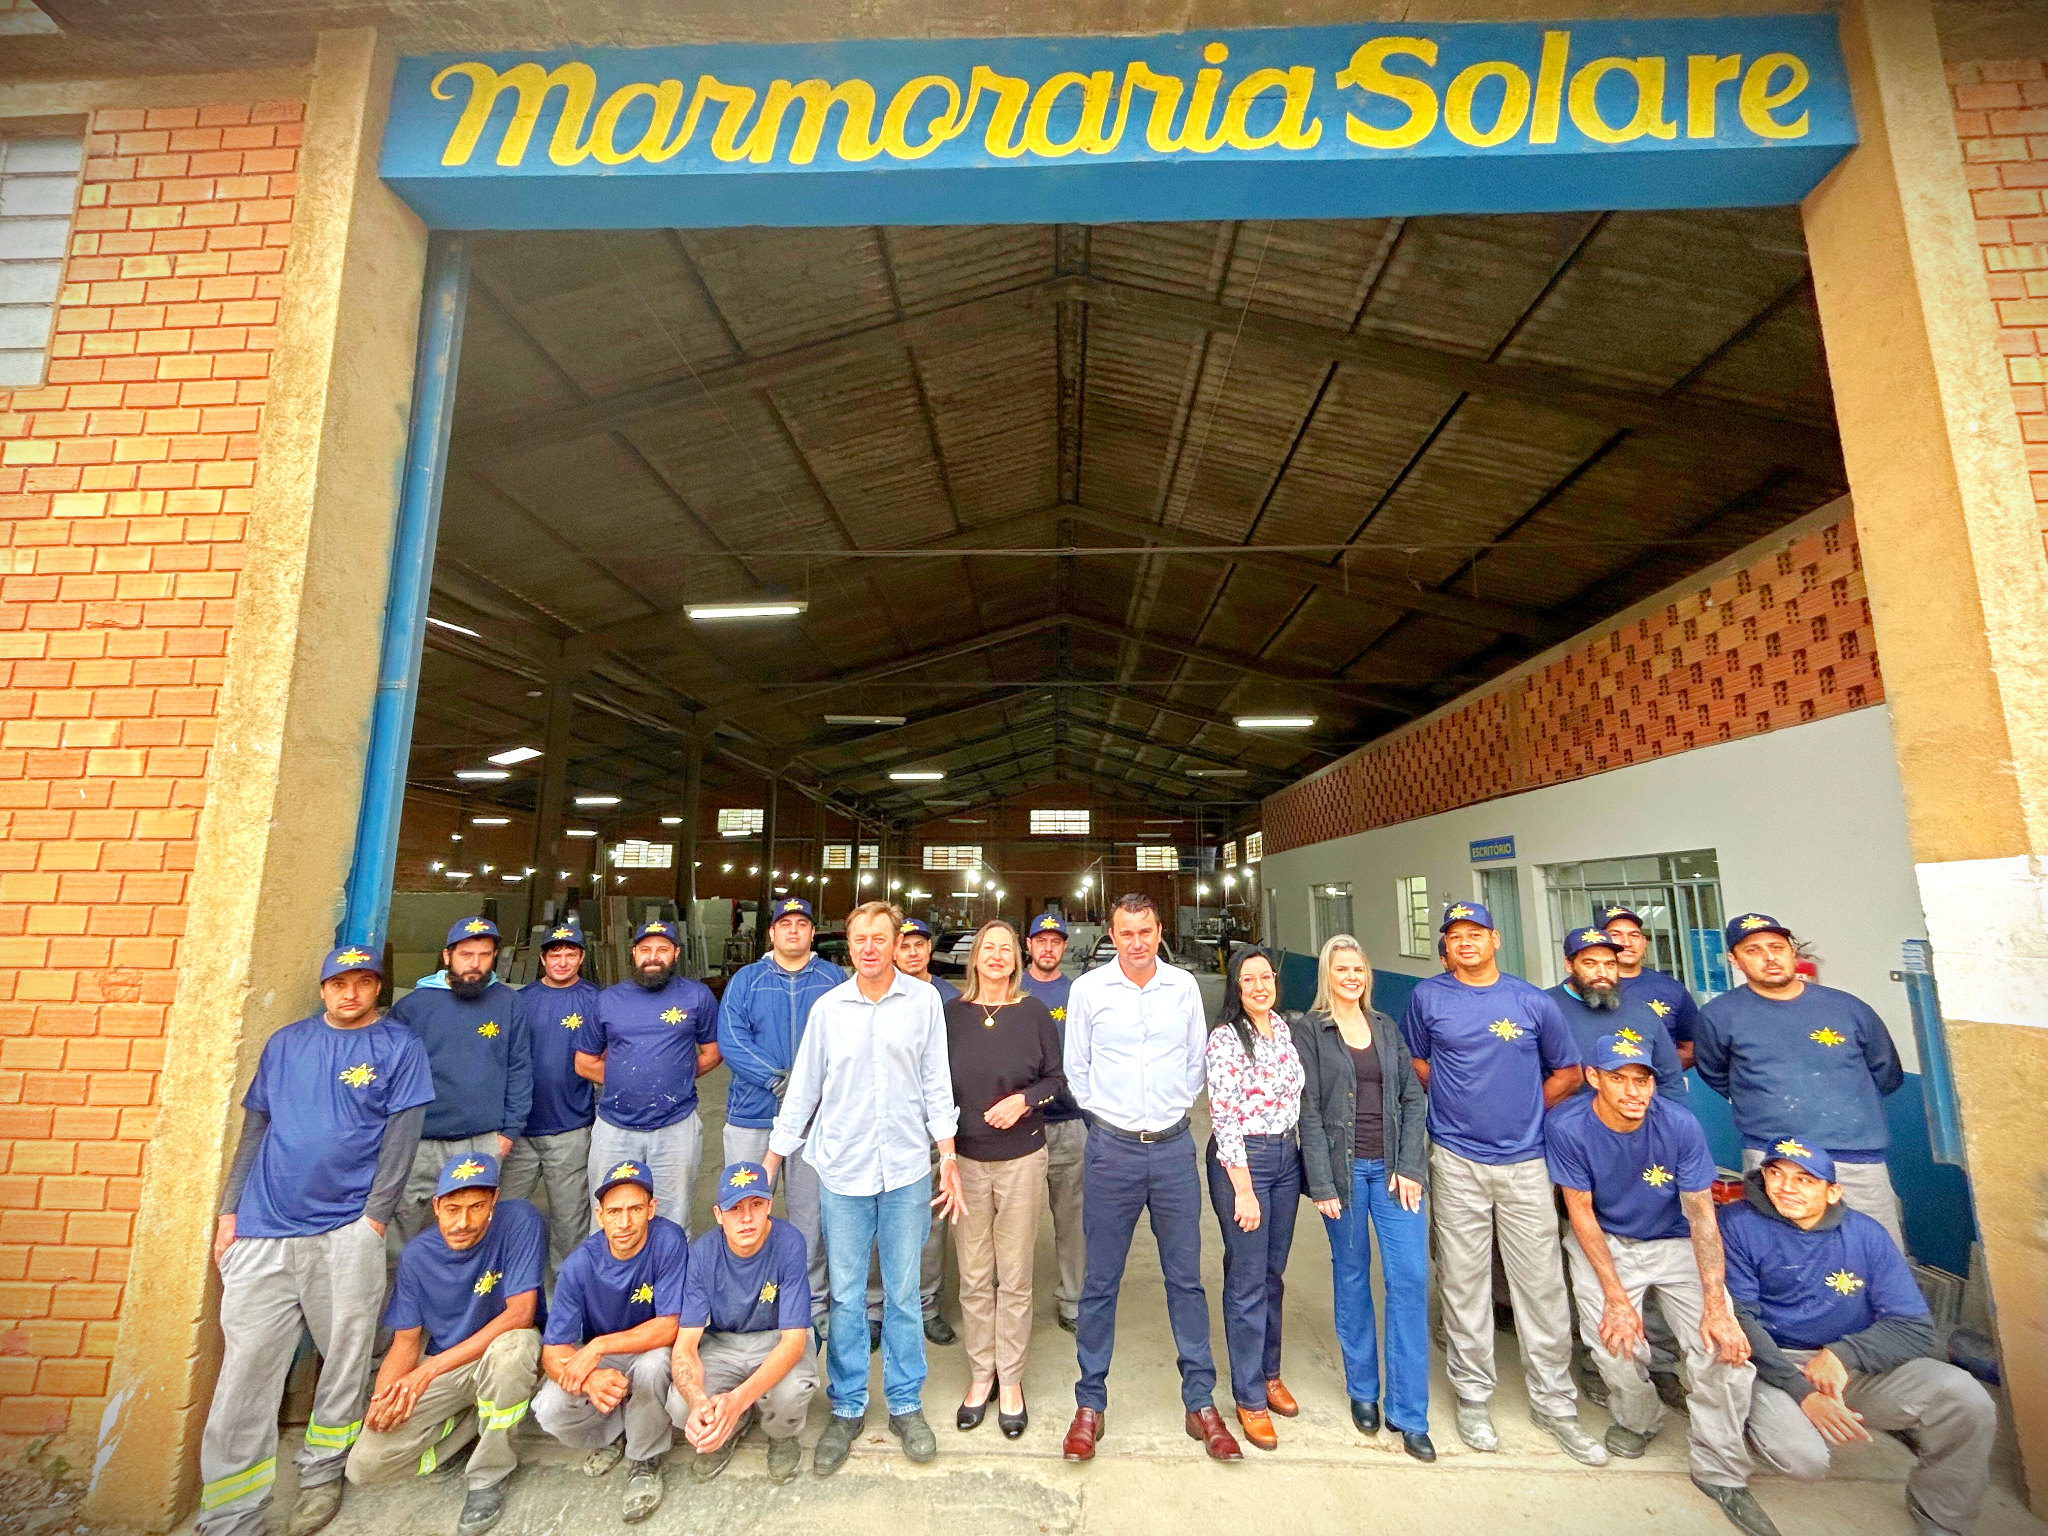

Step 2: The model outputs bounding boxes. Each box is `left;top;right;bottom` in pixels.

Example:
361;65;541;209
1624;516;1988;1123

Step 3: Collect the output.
953;1147;1048;1385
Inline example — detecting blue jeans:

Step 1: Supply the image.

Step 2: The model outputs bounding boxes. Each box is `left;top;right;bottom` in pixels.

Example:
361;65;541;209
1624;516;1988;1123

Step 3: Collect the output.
1075;1124;1217;1412
1205;1134;1301;1410
819;1174;932;1417
1323;1157;1431;1433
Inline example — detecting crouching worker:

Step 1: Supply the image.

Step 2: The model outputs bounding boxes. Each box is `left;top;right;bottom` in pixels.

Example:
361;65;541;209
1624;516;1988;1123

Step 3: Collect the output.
670;1162;820;1485
347;1152;544;1536
534;1161;688;1524
1722;1140;1996;1536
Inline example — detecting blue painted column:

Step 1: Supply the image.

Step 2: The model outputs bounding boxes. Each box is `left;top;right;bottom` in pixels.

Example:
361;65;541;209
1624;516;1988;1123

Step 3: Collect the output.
339;231;471;949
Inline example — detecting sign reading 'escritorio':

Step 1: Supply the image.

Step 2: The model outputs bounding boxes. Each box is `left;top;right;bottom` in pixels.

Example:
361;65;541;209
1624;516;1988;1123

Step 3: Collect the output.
380;17;1856;230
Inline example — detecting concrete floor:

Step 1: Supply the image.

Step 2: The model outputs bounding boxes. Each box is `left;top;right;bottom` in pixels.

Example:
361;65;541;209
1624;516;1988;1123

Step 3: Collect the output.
186;969;2047;1536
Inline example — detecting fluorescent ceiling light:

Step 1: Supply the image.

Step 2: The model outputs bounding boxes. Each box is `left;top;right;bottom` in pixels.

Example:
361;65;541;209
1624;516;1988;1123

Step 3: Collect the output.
1144;818;1184;824
444;869;472;878
426;615;481;638
889;770;945;782
685;601;809;620
488;746;542;766
659;816;682;825
825;714;906;726
1187;768;1247;778
471;816;510;826
501;874;522;882
455;769;510;781
565;829;598;839
1234;715;1315;730
574;795;620;807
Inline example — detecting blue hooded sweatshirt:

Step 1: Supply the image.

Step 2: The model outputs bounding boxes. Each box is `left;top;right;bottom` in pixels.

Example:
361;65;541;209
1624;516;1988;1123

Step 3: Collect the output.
716;951;845;1129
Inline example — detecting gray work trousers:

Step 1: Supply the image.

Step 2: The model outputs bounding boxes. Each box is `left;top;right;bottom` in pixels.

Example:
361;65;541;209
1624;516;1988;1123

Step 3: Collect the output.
502;1125;593;1279
1741;1149;1906;1255
588;1112;703;1238
668;1328;819;1445
1045;1117;1087;1324
723;1124;827;1324
1564;1231;1755;1486
1430;1145;1577;1417
396;1133;503;1247
345;1328;542;1490
198;1217;386;1536
1747;1354;1994;1532
870;1143;944;1323
533;1347;676;1462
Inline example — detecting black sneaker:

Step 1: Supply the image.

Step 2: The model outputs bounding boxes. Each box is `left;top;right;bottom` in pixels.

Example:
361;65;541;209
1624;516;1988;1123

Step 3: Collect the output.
1057;1314;1079;1334
456;1483;505;1536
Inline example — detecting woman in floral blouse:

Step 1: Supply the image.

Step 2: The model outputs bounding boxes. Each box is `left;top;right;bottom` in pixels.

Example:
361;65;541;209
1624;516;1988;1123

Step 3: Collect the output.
1203;946;1306;1451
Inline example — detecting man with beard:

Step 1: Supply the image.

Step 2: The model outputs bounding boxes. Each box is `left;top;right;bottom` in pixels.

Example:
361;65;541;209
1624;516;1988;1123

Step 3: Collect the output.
1020;911;1084;1335
1603;905;1700;1068
1547;927;1686;1102
506;912;600;1284
390;918;534;1245
575;920;721;1237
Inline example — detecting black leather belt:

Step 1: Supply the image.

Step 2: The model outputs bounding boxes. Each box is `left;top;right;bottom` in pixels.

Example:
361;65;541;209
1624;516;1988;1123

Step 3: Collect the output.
1090;1115;1190;1144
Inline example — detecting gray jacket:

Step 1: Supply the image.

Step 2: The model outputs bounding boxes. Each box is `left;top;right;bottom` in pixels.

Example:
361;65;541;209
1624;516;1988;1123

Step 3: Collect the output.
1297;1007;1429;1204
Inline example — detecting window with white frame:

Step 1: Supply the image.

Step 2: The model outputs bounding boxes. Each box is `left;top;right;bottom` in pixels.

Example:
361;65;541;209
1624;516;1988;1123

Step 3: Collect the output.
716;808;764;837
922;845;981;870
0;129;83;389
1243;831;1263;863
858;844;878;869
822;844;852;869
1312;882;1355;950
1223;840;1237;868
1397;875;1433;959
611;840;674;869
1029;809;1090;835
1135;845;1179;872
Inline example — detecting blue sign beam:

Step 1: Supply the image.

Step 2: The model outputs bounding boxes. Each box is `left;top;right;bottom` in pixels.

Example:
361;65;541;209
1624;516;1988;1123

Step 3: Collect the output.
380;18;1856;230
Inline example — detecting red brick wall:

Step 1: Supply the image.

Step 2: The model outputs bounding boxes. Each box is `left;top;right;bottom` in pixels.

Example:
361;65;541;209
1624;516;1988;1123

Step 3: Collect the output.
0;100;300;1443
1952;56;2048;538
1262;513;1878;855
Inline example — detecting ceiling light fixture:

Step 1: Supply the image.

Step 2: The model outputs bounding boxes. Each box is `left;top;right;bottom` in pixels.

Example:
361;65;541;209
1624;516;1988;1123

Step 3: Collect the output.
825;714;906;726
565;829;598;839
1187;768;1248;778
426;615;481;638
1233;715;1315;731
574;795;620;807
659;816;682;825
472;816;510;826
685;601;809;620
456;769;510;781
888;770;945;782
488;746;542;766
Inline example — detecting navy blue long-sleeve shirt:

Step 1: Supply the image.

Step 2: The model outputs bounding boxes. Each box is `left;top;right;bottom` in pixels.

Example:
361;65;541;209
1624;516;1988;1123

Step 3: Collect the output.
1694;982;1904;1158
389;978;533;1141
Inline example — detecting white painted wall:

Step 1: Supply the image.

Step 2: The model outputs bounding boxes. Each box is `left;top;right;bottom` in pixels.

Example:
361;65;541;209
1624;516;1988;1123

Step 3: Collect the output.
1258;705;1926;1067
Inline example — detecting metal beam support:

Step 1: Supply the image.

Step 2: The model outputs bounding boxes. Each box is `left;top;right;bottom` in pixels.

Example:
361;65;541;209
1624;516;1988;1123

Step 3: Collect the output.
673;734;702;965
527;675;574;916
752;774;779;955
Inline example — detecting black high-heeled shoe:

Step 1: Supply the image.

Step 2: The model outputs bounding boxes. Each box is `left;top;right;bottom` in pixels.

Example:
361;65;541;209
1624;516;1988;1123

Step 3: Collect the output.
957;1381;996;1431
998;1390;1028;1439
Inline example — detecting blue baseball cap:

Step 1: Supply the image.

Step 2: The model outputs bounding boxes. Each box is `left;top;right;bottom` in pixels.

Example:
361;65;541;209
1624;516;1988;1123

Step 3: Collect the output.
1589;1032;1657;1073
714;1162;772;1210
1725;912;1793;949
595;1158;655;1201
769;896;814;924
320;943;383;982
1600;904;1645;928
445;916;500;947
1440;901;1494;933
631;918;679;946
434;1150;501;1197
1564;925;1622;959
1027;912;1068;939
1760;1136;1836;1183
540;914;586;951
899;917;933;940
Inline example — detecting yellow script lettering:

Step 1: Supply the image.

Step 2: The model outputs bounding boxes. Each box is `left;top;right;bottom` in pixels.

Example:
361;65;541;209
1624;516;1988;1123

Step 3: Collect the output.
1220;66;1321;151
1567;56;1677;144
589;80;689;164
1444;61;1531;148
1024;71;1118;156
1686;54;1742;138
1740;53;1810;139
1531;31;1570;144
880;75;966;159
1337;37;1440;150
433;61;598;167
744;79;883;165
961;65;1032;159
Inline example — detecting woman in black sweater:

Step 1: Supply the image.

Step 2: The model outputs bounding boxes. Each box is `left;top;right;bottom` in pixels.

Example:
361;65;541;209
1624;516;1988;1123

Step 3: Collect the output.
943;919;1064;1438
1296;933;1435;1462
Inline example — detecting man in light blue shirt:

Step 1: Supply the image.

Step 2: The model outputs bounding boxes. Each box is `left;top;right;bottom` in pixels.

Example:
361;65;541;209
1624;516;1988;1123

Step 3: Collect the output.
765;900;963;1476
1059;894;1239;1464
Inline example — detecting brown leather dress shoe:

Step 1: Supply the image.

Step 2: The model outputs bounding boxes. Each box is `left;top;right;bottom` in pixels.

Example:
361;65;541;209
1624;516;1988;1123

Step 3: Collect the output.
1235;1404;1278;1451
1062;1407;1103;1462
1264;1378;1299;1418
1185;1406;1244;1461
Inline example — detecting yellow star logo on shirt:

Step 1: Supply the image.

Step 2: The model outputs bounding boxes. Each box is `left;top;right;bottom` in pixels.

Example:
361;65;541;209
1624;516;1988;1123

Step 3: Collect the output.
630;1283;655;1304
1646;1000;1672;1018
1825;1269;1865;1296
1774;1138;1812;1159
1642;1165;1673;1187
1809;1028;1847;1047
760;1281;778;1303
335;948;371;967
560;1012;583;1030
478;1021;499;1038
465;920;490;934
661;1007;684;1025
1488;1020;1523;1041
450;1158;486;1182
1050;1006;1066;1023
339;1063;376;1089
1615;1027;1643;1044
474;1269;501;1296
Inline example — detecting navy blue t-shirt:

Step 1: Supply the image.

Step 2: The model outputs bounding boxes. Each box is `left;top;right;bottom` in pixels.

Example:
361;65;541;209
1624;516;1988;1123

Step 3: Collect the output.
1020;971;1080;1122
1619;968;1699;1047
679;1218;811;1335
1721;1199;1927;1350
545;1217;690;1346
1694;983;1904;1158
1545;1093;1716;1242
1547;982;1687;1101
389;982;533;1141
1401;970;1580;1164
577;977;721;1131
926;974;960;1004
386;1197;547;1356
237;1014;436;1239
517;977;599;1137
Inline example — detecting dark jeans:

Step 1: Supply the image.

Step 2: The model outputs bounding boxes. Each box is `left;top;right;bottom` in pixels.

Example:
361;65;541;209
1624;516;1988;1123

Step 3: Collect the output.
1075;1123;1217;1413
1205;1134;1301;1410
1323;1156;1431;1432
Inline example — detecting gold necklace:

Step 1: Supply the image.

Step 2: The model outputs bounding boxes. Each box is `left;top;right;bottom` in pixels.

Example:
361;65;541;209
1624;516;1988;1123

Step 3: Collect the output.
980;999;1008;1029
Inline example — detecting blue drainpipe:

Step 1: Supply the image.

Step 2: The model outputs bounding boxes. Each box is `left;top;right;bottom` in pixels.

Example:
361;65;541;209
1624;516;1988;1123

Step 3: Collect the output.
339;232;471;950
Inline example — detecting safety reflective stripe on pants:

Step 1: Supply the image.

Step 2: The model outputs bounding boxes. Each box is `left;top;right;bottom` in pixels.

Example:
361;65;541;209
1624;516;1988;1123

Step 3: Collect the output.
303;1418;363;1453
478;1398;529;1434
200;1457;276;1510
417;1417;460;1476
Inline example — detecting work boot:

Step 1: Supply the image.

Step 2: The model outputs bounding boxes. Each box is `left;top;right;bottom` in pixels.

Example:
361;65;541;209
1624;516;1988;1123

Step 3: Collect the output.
814;1413;865;1476
621;1458;664;1524
285;1481;343;1536
890;1409;938;1463
1606;1423;1655;1458
1454;1399;1500;1453
924;1314;956;1346
1530;1410;1610;1466
1693;1477;1783;1536
1652;1369;1690;1415
456;1482;506;1536
582;1443;624;1478
766;1435;803;1484
693;1408;755;1481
